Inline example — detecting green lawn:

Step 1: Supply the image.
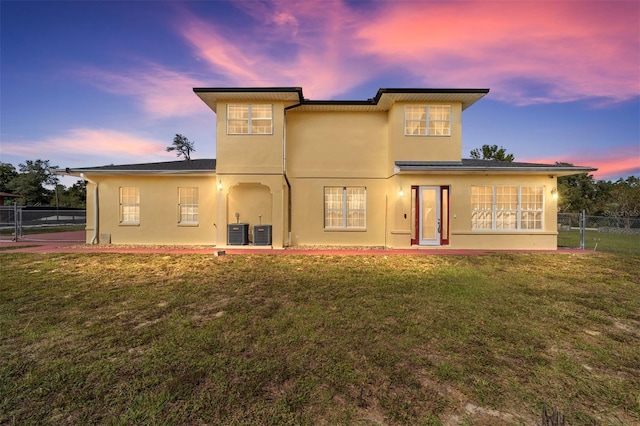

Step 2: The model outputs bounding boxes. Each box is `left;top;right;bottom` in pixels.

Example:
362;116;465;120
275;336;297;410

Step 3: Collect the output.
558;230;640;255
1;253;639;425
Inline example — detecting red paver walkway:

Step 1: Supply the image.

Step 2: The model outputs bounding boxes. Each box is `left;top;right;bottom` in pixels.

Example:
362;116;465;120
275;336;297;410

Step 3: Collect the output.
1;231;591;255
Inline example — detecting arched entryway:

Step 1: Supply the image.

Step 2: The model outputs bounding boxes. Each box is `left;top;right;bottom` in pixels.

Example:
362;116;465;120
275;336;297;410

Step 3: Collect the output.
227;183;272;241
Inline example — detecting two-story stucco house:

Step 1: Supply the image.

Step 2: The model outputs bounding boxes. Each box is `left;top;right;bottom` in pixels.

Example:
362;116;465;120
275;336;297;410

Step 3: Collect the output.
63;87;595;250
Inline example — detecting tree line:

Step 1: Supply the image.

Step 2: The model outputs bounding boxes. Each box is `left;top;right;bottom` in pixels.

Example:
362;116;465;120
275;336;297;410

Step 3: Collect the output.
0;160;86;208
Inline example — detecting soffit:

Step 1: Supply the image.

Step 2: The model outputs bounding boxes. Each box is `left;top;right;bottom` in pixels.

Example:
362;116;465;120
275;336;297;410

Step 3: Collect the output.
194;89;303;113
291;103;384;112
377;92;488;111
289;90;489;112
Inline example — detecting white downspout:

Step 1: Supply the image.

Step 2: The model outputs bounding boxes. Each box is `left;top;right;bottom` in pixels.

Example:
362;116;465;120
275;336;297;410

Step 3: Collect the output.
80;173;99;245
283;109;287;174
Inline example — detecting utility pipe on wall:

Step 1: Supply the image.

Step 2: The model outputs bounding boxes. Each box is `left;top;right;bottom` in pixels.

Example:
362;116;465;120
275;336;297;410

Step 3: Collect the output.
80;173;99;244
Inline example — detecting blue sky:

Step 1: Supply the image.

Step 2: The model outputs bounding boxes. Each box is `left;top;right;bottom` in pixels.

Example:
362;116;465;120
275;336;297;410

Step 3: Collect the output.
1;0;638;186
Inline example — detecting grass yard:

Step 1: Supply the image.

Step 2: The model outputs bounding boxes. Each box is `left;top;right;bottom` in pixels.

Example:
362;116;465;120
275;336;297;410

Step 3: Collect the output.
558;230;639;255
1;252;639;425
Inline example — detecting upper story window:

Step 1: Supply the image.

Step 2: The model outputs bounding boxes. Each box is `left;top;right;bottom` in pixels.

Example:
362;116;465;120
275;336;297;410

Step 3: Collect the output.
404;105;451;136
227;104;273;135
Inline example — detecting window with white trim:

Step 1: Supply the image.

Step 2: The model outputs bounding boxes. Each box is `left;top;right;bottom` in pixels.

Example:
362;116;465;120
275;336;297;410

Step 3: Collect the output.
404;105;451;136
178;187;198;225
227;104;273;135
520;186;544;229
119;187;139;224
470;186;493;230
324;187;366;229
471;186;544;230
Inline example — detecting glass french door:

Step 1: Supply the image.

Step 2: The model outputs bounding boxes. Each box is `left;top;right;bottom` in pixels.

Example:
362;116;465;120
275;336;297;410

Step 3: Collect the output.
411;186;449;246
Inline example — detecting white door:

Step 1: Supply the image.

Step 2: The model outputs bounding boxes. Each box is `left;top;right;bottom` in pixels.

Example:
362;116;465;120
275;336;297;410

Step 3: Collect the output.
419;186;441;246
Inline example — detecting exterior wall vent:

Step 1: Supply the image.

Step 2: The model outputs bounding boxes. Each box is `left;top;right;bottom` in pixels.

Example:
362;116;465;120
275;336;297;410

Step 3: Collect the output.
99;234;111;244
227;223;249;245
253;225;272;246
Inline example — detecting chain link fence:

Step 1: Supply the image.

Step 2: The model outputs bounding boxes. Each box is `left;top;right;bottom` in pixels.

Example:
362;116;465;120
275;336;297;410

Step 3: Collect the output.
0;206;86;241
2;205;637;252
558;211;640;254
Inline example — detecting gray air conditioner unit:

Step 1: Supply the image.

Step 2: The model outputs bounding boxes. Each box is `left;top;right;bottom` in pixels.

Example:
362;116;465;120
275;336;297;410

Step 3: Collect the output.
253;225;272;246
227;223;249;245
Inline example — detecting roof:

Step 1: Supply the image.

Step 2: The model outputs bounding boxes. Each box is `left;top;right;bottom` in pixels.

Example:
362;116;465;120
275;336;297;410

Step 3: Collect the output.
395;159;597;176
59;159;217;175
0;192;19;197
193;87;490;113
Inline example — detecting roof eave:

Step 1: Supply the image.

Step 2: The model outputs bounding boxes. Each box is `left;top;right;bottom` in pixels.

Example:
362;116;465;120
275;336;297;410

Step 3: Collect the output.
193;87;305;113
60;169;216;176
194;86;491;113
396;165;597;176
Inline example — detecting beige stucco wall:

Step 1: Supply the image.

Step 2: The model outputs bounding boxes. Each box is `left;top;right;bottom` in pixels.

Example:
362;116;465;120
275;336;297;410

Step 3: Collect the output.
388;174;559;250
288;174;558;250
84;174;217;245
285;111;390;178
85;171;558;249
289;177;388;246
215;101;286;175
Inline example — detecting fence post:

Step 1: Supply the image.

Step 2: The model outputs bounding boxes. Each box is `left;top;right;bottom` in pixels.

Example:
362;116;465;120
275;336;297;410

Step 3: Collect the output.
13;204;19;242
580;210;586;250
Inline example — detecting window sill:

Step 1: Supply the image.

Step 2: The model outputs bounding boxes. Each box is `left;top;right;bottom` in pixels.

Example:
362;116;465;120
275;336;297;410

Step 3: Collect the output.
227;133;274;136
178;223;199;227
119;222;140;227
324;228;367;232
403;134;451;137
458;230;550;235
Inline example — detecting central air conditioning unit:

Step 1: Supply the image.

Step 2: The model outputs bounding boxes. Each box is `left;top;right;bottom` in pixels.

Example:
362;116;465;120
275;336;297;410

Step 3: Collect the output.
253;225;272;246
227;223;249;245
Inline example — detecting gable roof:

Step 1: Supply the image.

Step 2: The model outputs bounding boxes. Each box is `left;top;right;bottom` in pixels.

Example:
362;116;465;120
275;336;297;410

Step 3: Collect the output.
395;159;597;176
193;87;490;113
60;159;216;175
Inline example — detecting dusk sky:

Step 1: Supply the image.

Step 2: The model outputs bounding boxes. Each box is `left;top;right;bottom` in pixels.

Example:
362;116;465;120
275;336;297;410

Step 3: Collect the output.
1;0;639;186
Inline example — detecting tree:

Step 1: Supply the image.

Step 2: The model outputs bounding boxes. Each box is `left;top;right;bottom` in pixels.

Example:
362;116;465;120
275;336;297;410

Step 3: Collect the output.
0;162;18;193
166;134;195;160
8;159;58;205
57;180;87;208
606;176;640;228
555;162;618;215
470;144;515;162
556;163;598;214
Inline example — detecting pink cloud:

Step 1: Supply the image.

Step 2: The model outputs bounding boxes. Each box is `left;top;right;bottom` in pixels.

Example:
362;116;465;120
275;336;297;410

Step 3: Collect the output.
176;2;373;99
356;1;639;105
525;146;640;180
173;0;639;104
3;128;172;165
78;64;208;118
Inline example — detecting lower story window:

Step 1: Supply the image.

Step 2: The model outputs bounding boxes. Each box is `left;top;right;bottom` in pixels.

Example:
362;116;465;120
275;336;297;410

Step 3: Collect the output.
120;187;140;224
324;186;366;229
471;185;543;230
178;187;198;224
